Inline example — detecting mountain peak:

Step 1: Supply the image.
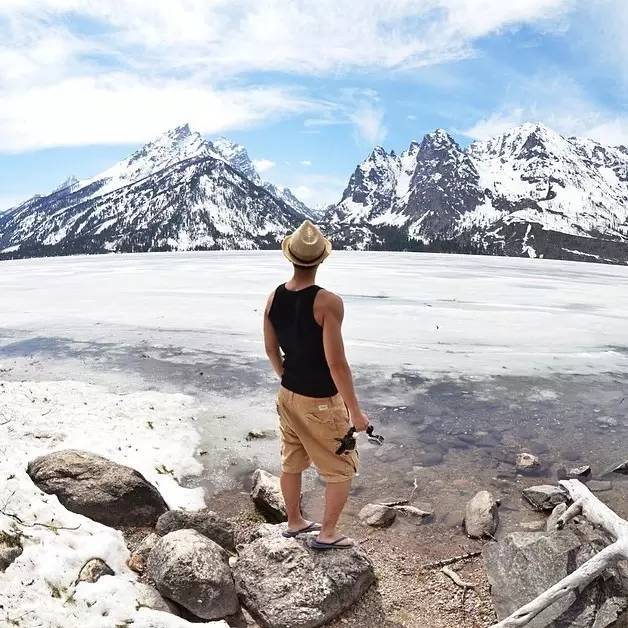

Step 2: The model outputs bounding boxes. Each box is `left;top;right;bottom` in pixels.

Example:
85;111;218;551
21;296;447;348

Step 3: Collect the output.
422;128;458;150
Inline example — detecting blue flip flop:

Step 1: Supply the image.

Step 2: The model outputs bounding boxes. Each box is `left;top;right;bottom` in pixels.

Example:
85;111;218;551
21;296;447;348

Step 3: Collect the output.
282;521;322;538
309;535;354;550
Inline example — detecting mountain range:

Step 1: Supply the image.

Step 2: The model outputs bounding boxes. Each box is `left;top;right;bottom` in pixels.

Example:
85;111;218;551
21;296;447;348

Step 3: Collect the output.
1;122;627;264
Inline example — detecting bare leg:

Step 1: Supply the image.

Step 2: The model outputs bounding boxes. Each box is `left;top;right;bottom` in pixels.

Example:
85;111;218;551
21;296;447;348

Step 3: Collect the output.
280;471;309;531
317;479;353;544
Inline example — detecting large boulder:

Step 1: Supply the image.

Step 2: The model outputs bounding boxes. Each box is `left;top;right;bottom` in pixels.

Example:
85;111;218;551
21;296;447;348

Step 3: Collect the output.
146;529;239;620
484;524;628;627
464;490;499;539
250;469;287;523
156;509;235;553
522;485;568;511
233;523;375;628
134;582;180;615
27;450;168;528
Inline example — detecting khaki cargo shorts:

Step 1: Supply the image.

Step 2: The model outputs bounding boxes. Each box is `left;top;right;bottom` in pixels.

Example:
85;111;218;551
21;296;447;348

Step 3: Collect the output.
276;386;359;483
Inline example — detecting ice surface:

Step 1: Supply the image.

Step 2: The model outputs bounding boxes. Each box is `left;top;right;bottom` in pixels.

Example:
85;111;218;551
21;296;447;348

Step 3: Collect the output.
1;251;627;377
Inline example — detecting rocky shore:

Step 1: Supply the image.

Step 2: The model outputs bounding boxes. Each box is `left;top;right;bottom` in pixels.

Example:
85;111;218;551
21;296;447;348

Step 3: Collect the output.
3;446;627;628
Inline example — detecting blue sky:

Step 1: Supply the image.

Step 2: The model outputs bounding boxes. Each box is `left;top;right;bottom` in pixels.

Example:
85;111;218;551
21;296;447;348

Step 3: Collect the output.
0;0;626;210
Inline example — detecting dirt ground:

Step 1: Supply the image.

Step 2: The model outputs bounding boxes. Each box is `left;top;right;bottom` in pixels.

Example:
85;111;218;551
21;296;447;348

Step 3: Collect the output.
221;491;498;628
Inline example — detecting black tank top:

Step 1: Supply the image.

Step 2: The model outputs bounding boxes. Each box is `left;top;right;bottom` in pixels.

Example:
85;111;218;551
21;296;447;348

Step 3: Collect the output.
268;283;338;398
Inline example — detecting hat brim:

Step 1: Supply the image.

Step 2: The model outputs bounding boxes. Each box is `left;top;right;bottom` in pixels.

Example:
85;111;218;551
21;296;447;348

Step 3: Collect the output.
282;235;332;267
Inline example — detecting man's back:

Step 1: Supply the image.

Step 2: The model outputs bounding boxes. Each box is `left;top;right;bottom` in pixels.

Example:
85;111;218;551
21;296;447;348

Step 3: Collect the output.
268;283;337;398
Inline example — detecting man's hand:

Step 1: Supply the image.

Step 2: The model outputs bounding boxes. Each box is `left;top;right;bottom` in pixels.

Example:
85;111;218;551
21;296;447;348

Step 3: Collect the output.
349;409;370;432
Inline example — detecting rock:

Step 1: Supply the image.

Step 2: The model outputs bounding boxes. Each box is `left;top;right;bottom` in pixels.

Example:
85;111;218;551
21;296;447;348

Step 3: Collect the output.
596;415;618;427
546;502;567;532
128;532;159;574
134;582;179;615
522;485;568;511
567;465;591;479
516;452;541;473
520;520;546;532
484;523;628;627
0;532;22;571
156;509;235;553
77;558;114;583
246;430;276;441
588;480;613;492
146;529;239;620
250;469;287;523
26;450;168;528
610;460;628;475
464;490;499;539
358;503;396;528
234;524;375;628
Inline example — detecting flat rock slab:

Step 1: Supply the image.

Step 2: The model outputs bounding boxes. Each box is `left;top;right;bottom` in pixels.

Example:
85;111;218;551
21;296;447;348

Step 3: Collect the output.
27;449;168;528
522;484;568;511
234;524;375;628
146;529;239;620
484;525;628;627
156;509;235;553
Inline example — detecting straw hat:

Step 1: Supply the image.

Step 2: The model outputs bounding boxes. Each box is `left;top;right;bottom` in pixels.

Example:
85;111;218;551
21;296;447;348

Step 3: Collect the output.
282;219;332;267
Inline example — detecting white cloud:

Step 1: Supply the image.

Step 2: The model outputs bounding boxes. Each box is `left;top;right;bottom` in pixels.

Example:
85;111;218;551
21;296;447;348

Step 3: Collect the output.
462;75;628;146
300;160;312;166
0;0;576;151
0;76;316;152
252;158;275;173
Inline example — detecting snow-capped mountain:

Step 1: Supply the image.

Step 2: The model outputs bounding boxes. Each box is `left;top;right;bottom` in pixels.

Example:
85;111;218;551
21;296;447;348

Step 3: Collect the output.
326;123;628;264
210;137;313;218
0;125;310;258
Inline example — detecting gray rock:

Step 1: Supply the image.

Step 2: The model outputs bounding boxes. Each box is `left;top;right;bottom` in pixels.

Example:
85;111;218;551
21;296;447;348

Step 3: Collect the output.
0;532;22;571
484;523;628;627
234;524;375;628
146;529;239;620
156;509;235;553
610;460;628;475
567;465;591;479
464;490;499;538
128;532;159;574
246;430;276;441
77;558;114;583
27;450;168;528
522;485;568;511
250;469;287;523
588;480;613;492
358;503;396;528
516;452;541;473
546;503;567;532
134;582;179;615
596;415;618;427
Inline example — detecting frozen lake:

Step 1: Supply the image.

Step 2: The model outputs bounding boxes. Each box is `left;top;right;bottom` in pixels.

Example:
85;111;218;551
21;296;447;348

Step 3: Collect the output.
1;250;628;377
1;250;628;544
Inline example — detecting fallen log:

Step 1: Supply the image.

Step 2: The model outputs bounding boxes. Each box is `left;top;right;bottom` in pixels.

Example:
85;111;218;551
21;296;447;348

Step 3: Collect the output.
490;479;628;628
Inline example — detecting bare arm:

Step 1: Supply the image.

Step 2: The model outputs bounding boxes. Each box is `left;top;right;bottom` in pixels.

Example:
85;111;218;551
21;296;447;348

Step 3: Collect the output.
319;292;369;431
263;292;284;378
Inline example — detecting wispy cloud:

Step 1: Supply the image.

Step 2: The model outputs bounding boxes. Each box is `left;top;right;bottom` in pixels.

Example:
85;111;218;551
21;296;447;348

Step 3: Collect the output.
252;158;275;173
462;74;628;145
300;160;312;166
0;0;576;152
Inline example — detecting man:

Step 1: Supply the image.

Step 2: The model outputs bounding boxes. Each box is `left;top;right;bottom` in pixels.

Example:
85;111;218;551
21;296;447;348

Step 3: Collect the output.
263;219;369;550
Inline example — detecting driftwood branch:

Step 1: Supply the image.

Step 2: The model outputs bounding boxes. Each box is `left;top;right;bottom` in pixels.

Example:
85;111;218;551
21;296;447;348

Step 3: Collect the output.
491;479;628;628
442;566;476;589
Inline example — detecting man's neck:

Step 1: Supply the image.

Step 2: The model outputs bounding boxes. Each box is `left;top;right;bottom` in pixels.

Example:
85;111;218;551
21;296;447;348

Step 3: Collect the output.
286;266;318;290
